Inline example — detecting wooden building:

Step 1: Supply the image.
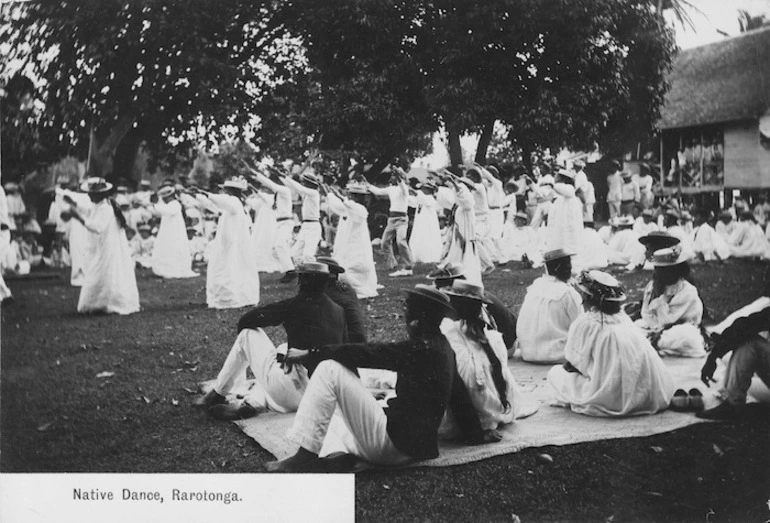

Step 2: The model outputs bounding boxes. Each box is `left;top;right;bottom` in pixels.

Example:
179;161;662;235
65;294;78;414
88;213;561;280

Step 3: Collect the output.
657;26;770;195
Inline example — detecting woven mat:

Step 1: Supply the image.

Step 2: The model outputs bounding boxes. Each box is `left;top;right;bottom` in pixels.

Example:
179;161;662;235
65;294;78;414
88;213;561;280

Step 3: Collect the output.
204;356;764;469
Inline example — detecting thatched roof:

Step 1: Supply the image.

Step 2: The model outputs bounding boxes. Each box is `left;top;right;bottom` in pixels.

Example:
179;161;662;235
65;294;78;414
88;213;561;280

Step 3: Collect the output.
659;26;770;130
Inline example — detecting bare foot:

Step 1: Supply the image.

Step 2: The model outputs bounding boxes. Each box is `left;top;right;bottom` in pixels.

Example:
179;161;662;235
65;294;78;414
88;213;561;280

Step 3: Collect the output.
265;448;320;472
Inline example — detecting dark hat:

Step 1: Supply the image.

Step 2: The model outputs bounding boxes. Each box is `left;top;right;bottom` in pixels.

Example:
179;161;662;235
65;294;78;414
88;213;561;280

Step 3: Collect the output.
427;263;464;281
575;270;627;302
638;230;680;249
404;284;455;313
315;256;345;274
441;280;493;304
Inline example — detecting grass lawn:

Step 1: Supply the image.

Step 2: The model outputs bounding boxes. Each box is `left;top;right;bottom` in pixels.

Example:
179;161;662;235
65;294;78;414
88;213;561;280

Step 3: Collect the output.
2;256;769;521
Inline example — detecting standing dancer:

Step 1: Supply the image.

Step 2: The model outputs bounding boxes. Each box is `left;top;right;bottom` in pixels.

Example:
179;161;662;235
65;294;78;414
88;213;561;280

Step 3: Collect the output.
245;164;295;278
150;186;198;279
437;172;482;284
64;178;139;315
546;168;583;254
408;182;443;264
57;183;92;286
484;165;507;265
247;186;280;273
366;168;413;277
465;166;497;275
324;186;379;298
192;177;260;309
281;168;323;276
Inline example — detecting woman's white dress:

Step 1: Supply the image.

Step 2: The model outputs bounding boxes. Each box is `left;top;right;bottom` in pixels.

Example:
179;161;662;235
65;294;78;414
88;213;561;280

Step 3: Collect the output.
408;192;442;264
636;279;705;357
249;193;280;273
729;221;770;259
439;185;481;284
77;200;140;315
198;193;260;309
326;193;379;298
151;199;197;278
548;310;675;416
516;275;583;363
59;189;93;286
441;320;522;429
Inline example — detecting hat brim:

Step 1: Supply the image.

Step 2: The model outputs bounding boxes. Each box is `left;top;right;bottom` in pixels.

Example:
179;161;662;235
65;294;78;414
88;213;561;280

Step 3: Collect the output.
651;255;691;267
638;235;680;248
575;283;627;302
80;182;114;193
403;289;455;312
442;289;493;305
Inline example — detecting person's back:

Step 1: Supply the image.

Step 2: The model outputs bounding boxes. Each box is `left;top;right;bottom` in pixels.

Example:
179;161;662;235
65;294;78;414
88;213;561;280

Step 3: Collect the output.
517;251;582;363
548;271;674;416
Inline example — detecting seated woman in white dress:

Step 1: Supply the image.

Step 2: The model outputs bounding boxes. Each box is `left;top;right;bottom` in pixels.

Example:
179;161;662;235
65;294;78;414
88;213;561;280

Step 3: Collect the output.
548;270;674;417
729;211;770;259
516;249;582;363
440;280;522;430
635;247;706;358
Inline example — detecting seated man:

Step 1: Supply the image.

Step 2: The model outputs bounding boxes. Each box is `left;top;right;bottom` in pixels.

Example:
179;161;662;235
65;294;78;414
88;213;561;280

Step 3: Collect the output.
193;262;348;419
516;249;582;363
266;284;496;472
699;267;770;420
317;256;367;343
428;262;518;351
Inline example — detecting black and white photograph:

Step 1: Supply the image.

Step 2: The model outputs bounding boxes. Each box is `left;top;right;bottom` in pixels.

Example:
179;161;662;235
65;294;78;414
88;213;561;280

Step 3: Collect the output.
1;0;770;521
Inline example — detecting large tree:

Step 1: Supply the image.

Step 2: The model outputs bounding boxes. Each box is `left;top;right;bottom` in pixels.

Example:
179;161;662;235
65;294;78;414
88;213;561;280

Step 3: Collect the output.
3;0;302;182
287;0;677;169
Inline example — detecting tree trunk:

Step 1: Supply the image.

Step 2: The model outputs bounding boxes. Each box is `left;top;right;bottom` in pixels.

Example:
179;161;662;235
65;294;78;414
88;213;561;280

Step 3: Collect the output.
447;121;463;167
112;127;143;185
474;119;495;164
87;114;135;180
520;140;533;173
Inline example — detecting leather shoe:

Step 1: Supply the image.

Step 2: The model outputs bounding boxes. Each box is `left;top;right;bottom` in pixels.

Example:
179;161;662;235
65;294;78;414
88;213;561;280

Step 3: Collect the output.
207;403;261;421
193;389;227;409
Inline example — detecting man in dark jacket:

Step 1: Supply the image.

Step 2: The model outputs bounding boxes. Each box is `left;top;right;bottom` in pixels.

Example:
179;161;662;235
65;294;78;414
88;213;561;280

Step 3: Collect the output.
698;265;770;420
317;256;367;343
194;262;347;420
266;284;500;472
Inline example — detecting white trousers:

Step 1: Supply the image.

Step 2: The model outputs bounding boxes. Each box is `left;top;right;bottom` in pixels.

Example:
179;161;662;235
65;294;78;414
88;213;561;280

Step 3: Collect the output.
292;221;322;264
273;220;295;272
214;329;307;413
287;360;411;465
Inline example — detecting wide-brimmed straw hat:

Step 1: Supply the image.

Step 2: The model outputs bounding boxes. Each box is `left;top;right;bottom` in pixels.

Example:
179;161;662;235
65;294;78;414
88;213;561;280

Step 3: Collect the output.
442;280;493;304
221;177;248;192
427;263;464;281
573;159;586;169
609;216;635;228
295;261;330;274
80;177;114;194
621;170;633;179
316;256;346;274
557;168;576;180
641;209;655;218
543;248;575;262
513;211;529;223
650;246;691;267
575;270;627;302
300;172;321;187
404;284;455;313
538;174;555;187
157;186;176;199
638;230;680;249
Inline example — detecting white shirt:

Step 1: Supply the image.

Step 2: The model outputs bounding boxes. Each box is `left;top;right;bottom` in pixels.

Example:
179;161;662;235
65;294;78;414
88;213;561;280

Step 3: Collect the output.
367;182;409;213
516;275;583;363
284;178;320;221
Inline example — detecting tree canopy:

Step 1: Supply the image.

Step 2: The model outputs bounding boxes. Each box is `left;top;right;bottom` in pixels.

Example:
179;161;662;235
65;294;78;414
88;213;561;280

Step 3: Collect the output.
3;0;303;181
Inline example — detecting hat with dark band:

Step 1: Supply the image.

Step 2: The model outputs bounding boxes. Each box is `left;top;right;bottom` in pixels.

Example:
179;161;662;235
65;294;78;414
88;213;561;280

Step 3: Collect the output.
638;230;680;249
543;248;575;262
441;280;493;304
427;263;464;281
80;177;114;194
650;246;691;267
315;256;345;274
295;262;330;274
